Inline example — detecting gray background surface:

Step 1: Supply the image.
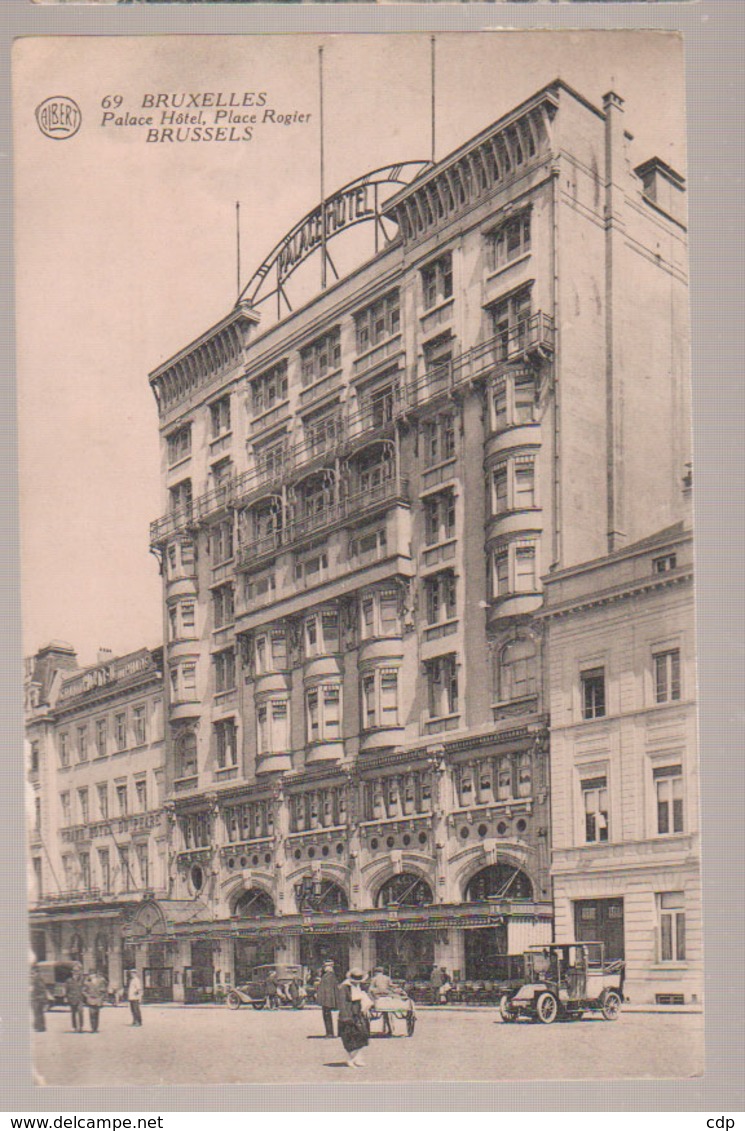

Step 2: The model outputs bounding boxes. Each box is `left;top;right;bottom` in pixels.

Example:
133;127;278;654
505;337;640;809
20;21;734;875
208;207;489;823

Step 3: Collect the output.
1;0;743;1113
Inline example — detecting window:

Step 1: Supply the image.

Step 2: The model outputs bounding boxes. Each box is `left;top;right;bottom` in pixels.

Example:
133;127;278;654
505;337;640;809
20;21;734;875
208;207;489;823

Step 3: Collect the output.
256;699;289;755
582;776;609;843
34;796;41;831
303;609;339;657
653;553;677;574
348;524;387;562
354;290;400;354
119;846;131;892
491;457;536;514
426;655;459;719
424;489;456;546
245;569;276;605
361;667;400;731
94;718;107;758
210;518;234;565
489;212;531;271
424;570;457;626
135;843;149;890
294;548;329;584
96;783;108;820
132;705;147;746
654;765;684;835
135;777;148;812
306;683;342;744
491;540;540;600
423;334;453;388
114;713;127;751
654;649;681;703
359;589;401;639
76;725;88;763
79;853;91;891
30;741;40;774
98;848;110;894
215;719;238;769
60;791;71;826
300;327;341;387
169;478;193;516
253;629;288;675
210;394;231;438
254;435;288;482
115;783;128;817
251;361;288;416
581;668;606;720
658;892;686;962
356;375;399;432
303;405;341;456
175;730;197;779
364;770;432;820
422;254;453;310
491;288;532;360
167;424;191;466
497;637;538;703
422;413;456;468
212;585;235;629
59;732;70;768
490;371;536;432
214;649;236;694
77;788;89;825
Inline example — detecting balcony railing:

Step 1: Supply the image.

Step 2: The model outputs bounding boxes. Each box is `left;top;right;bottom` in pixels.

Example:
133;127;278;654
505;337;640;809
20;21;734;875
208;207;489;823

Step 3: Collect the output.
236;477;409;571
407;313;554;411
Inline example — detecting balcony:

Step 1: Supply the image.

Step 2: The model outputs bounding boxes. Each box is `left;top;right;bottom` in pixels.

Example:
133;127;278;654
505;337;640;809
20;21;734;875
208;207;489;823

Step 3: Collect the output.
150;481;231;546
406;313;554;412
237;477;410;572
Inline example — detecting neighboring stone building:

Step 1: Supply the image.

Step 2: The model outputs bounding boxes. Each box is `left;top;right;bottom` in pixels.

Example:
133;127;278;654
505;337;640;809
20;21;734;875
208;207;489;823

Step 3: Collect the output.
25;643;166;996
540;516;701;1005
35;80;690;1000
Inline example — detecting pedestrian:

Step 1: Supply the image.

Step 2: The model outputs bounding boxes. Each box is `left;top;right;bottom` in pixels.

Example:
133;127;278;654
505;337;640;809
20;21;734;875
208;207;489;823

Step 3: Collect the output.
66;965;85;1032
83;969;108;1033
266;968;280;1010
438;967;453;1004
429;964;444;1005
368;966;394;1034
316;960;340;1037
127;969;143;1026
30;966;49;1033
337;968;372;1069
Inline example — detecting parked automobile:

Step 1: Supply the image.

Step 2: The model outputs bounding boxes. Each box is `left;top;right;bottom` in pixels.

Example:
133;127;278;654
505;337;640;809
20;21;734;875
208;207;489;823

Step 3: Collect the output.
498;942;625;1024
34;960;76;1010
226;964;307;1010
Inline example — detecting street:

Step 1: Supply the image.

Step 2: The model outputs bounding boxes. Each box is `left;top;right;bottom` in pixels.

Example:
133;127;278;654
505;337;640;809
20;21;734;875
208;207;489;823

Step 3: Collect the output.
33;1003;704;1085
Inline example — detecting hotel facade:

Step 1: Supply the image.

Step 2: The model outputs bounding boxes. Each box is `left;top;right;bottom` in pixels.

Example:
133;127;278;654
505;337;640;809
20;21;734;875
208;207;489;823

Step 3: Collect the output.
27;80;699;1005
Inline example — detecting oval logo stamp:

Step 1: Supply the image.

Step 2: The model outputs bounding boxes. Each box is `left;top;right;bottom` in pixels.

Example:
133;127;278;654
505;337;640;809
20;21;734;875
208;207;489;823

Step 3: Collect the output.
35;96;82;140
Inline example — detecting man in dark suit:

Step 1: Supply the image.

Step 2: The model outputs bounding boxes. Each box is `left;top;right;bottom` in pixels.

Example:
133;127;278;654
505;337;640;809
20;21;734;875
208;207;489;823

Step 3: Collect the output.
315;961;340;1037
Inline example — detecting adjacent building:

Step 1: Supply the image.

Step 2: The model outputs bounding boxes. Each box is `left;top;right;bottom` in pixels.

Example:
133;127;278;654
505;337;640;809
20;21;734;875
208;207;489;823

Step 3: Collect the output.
25;643;166;995
541;515;701;1005
134;79;696;1001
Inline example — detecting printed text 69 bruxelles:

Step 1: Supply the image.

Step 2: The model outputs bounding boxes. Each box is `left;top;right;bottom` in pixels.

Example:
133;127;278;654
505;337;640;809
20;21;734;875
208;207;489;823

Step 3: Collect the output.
100;93;312;142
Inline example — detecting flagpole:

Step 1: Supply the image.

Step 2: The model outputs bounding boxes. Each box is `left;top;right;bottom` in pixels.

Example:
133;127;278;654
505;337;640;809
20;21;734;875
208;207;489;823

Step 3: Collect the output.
431;36;436;164
319;45;327;290
236;201;241;303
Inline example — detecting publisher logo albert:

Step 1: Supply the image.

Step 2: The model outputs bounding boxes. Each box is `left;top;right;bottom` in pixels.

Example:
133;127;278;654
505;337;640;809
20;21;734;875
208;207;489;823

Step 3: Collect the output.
35;96;82;140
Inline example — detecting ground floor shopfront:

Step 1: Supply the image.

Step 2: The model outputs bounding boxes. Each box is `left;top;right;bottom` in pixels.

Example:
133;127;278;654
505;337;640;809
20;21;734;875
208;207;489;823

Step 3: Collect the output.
552;842;703;1005
123;899;553;1002
29;902;138;998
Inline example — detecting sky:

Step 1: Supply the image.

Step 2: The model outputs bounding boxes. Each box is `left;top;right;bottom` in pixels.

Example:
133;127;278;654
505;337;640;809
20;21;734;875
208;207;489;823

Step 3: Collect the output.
14;31;686;668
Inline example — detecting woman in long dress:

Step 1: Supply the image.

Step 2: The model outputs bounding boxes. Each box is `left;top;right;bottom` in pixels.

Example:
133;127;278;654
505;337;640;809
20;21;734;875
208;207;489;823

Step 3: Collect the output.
337;968;372;1068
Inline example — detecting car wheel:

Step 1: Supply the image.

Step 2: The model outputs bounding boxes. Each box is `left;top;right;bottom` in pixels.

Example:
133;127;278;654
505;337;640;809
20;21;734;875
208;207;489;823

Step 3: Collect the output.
601;991;622;1021
406;1012;416;1037
535;992;559;1024
251;1000;266;1010
499;994;517;1023
227;991;242;1010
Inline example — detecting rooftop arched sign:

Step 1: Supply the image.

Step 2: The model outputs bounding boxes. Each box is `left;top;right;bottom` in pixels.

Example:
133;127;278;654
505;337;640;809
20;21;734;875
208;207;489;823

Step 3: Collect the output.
239;161;431;317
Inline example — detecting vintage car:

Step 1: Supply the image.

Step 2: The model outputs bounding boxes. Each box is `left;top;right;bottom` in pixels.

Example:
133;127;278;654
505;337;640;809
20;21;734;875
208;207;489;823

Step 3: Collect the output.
34;960;76;1010
226;964;307;1010
498;942;625;1024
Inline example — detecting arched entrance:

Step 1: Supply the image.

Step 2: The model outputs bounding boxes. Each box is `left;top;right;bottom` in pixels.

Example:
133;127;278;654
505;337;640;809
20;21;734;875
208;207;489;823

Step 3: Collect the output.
232;888;276;984
374;873;435;980
69;932;84;966
295;880;350;977
463;863;534;979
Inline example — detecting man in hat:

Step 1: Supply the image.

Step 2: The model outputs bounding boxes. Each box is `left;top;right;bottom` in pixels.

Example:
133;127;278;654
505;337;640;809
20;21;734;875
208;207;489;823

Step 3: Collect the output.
83;969;108;1033
65;964;85;1032
30;965;49;1032
127;969;143;1026
315;960;340;1038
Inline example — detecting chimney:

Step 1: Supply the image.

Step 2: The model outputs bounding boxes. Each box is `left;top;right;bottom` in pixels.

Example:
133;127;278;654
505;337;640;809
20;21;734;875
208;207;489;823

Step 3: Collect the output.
97;647;113;666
